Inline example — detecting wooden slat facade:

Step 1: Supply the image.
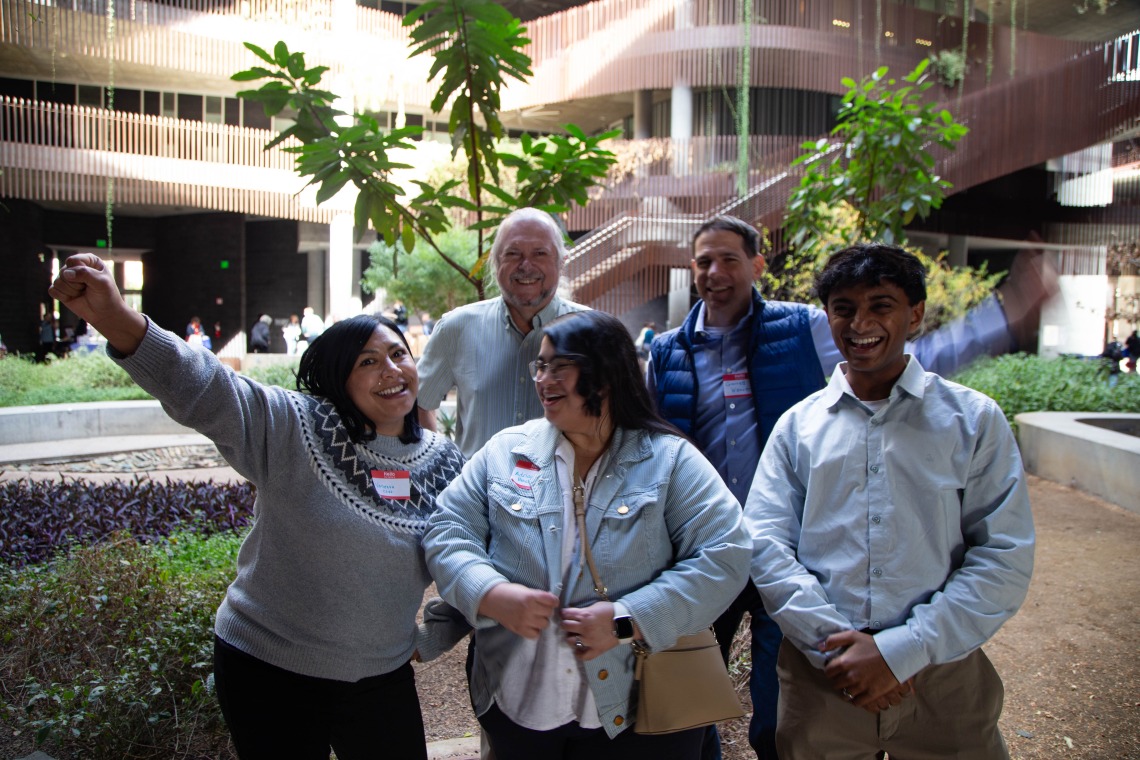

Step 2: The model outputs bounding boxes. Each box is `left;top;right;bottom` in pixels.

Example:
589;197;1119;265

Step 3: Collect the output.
1;0;1137;314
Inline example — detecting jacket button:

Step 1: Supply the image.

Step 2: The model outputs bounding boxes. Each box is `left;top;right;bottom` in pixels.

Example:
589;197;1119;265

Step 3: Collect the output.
511;503;522;511
598;669;609;680
617;505;629;515
613;716;624;726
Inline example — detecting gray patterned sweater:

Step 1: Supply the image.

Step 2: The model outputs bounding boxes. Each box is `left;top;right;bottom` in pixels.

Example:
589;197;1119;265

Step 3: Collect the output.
113;321;468;681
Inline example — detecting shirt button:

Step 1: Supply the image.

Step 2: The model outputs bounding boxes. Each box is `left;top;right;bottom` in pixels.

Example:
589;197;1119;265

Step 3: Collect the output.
872;620;881;628
617;505;629;515
516;412;523;419
598;669;609;680
613;716;624;726
869;465;880;473
872;567;883;577
871;515;881;524
729;403;736;409
729;439;736;446
731;477;738;484
511;503;522;511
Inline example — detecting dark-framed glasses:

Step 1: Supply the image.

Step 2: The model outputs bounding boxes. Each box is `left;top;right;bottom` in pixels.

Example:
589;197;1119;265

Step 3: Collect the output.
528;355;582;381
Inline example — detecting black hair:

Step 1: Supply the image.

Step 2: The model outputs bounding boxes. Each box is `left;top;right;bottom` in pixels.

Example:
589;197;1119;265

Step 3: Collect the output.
814;243;927;307
691;216;761;258
542;311;682;438
295;314;422;444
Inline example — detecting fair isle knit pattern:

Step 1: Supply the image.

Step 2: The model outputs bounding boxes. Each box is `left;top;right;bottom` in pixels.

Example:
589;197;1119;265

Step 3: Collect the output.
293;393;466;536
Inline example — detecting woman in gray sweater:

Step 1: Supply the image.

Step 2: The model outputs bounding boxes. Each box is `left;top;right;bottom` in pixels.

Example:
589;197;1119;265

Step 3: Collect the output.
49;254;468;760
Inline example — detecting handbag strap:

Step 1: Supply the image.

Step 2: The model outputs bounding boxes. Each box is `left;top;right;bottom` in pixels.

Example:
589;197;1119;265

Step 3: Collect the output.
573;474;610;602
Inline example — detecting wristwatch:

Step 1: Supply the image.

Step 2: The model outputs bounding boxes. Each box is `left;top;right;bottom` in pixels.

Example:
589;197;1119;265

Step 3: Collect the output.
612;615;636;644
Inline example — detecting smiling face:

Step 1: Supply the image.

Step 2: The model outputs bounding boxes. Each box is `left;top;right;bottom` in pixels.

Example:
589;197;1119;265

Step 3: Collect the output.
534;336;603;436
826;280;925;401
692;229;766;327
345;325;419;436
494;216;562;328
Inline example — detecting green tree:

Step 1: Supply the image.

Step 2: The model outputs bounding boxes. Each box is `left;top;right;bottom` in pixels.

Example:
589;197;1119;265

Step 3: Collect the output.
763;203;1000;332
362;227;491;318
232;0;619;300
784;60;968;259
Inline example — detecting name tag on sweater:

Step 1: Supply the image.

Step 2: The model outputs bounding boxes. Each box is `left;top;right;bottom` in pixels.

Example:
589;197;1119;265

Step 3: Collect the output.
511;460;540;490
724;372;751;398
371;469;411;500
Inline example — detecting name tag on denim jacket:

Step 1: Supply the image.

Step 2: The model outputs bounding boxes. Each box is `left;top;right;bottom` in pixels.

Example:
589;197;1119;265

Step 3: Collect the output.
510;460;540;490
723;372;751;398
371;469;411;500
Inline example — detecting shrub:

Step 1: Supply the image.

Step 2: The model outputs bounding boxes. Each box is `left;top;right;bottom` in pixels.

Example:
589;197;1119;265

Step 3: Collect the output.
0;352;151;407
0;533;239;758
0;478;255;567
952;353;1140;432
242;361;299;389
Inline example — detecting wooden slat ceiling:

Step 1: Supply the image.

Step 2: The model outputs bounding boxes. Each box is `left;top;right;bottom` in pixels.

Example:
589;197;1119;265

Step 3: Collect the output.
497;0;1140;42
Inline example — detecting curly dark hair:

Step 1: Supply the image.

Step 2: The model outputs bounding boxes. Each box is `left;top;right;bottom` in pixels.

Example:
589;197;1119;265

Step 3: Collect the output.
542;311;681;438
814;243;927;307
295;314;422;444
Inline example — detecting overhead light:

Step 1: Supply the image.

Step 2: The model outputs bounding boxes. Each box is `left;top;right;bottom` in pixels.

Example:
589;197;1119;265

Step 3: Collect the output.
832;18;851;28
884;31;894;38
915;38;933;46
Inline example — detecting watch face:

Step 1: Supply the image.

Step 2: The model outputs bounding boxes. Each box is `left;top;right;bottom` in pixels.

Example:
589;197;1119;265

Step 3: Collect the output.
614;616;635;640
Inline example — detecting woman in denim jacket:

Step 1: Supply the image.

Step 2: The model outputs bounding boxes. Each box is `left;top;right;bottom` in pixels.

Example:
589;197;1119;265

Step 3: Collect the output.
423;310;750;760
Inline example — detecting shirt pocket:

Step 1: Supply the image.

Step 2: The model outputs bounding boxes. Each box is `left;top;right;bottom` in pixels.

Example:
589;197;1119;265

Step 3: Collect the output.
597;491;663;578
486;481;544;584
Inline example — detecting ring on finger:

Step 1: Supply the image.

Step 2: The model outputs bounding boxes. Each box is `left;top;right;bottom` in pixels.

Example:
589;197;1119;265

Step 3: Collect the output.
842;688;854;701
574;636;586;651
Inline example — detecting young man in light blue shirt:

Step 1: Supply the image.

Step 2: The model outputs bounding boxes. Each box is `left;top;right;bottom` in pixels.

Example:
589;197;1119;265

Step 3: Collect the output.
744;243;1034;759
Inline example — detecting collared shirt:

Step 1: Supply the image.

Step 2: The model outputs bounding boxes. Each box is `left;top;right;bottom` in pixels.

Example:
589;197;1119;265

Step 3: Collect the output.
417;294;588;457
647;294;1013;506
744;356;1034;684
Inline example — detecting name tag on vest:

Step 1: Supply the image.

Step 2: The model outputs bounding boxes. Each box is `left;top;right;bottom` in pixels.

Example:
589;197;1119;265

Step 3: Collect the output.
723;372;751;398
511;460;540;490
371;469;411;500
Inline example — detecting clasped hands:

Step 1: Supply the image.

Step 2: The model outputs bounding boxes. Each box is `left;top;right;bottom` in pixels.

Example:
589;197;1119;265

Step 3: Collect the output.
820;630;916;713
477;582;621;661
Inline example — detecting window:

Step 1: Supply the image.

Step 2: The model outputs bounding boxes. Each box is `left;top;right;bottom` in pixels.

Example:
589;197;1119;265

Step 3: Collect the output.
77;85;104;108
204;96;223;124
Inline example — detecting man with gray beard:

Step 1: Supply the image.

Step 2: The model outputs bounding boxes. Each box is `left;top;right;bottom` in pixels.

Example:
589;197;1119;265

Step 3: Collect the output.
417;207;588;457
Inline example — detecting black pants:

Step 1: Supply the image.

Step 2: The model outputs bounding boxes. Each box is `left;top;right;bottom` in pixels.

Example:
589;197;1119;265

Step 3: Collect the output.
213;635;428;760
480;702;703;760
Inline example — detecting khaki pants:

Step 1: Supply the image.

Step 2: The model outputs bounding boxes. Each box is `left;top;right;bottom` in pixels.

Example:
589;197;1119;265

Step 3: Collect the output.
775;639;1009;760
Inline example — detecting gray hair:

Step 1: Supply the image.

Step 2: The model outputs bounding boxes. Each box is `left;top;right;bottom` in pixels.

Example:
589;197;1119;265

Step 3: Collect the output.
490;208;568;279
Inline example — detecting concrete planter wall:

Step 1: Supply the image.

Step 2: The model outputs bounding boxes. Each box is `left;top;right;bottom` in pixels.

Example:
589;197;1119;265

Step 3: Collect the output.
1016;412;1140;514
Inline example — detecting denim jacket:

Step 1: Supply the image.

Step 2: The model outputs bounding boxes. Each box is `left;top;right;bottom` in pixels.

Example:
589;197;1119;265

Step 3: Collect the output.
422;419;750;737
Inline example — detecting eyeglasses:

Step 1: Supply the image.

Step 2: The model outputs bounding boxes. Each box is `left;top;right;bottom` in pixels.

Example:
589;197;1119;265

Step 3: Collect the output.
528;355;582;381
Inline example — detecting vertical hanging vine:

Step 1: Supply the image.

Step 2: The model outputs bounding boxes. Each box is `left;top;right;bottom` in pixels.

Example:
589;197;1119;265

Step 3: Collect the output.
958;0;969;100
985;0;994;83
105;0;115;252
1009;0;1017;78
875;0;882;60
736;0;751;197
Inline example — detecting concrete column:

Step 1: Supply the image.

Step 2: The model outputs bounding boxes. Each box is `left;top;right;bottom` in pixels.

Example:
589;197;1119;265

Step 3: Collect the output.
307;250;326;319
633;90;653;139
671;81;692;176
670;0;693;176
947;235;968;268
667;266;692;330
328;213;360;320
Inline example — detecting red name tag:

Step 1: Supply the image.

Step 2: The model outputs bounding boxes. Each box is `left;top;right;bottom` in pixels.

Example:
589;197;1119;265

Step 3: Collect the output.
511;460;540;489
371;469;411;500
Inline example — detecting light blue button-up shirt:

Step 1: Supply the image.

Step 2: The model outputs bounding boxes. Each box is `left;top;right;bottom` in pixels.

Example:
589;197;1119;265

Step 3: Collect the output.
744;356;1034;683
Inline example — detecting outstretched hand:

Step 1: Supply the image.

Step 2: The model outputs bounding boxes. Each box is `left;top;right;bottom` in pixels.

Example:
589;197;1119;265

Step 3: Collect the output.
49;254;146;355
998;240;1059;351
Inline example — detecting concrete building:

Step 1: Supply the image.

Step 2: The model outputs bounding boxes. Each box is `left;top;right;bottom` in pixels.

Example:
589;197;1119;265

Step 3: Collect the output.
1;0;1138;358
